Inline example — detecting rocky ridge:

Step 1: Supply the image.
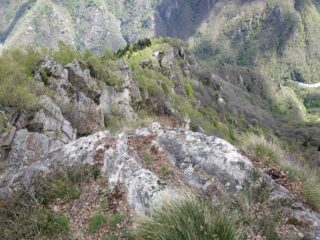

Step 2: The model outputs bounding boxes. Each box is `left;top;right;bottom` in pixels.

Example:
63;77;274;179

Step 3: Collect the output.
0;122;320;239
1;40;320;239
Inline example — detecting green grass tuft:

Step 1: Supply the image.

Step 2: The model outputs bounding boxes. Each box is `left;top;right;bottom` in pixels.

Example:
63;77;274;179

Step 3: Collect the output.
241;133;285;165
144;151;155;165
38;209;69;236
89;213;108;234
109;212;124;228
135;191;238;240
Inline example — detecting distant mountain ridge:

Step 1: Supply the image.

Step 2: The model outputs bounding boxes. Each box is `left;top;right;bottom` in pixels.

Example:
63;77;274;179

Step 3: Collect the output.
1;0;320;84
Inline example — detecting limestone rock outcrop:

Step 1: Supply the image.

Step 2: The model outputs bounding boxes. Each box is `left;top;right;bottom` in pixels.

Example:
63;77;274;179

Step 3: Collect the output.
1;123;319;239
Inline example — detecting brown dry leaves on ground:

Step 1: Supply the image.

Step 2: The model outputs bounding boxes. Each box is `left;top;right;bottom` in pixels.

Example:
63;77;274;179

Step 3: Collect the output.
49;177;132;240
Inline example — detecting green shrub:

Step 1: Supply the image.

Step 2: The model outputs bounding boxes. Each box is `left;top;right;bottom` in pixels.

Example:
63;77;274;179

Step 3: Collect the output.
160;164;172;176
300;170;320;211
103;234;118;240
185;82;194;96
89;213;108;233
82;50;123;87
132;38;152;52
0;193;70;239
242;132;320;212
0;48;41;110
116;38;152;57
0;166;99;239
135;191;238;240
52;41;81;65
106;115;123;133
122;228;134;239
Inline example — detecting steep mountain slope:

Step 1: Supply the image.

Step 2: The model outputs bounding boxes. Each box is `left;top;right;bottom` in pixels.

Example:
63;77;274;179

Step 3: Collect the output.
1;41;320;239
1;1;320;237
2;0;320;85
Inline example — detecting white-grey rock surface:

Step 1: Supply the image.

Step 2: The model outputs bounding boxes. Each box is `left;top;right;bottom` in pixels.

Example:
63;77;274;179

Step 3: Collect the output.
0;123;319;239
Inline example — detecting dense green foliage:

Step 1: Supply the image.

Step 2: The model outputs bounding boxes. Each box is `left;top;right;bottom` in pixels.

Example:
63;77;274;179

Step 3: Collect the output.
0;48;41;110
116;38;152;57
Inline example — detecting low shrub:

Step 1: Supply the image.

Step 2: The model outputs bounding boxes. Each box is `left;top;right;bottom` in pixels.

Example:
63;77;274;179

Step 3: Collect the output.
82;50;123;87
38;209;69;236
0;48;41;110
0;192;70;239
144;151;155;165
185;82;194;96
109;212;124;228
52;41;81;65
299;169;320;211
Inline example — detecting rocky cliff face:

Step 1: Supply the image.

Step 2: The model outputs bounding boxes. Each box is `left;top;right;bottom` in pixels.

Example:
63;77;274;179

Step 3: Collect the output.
0;58;140;180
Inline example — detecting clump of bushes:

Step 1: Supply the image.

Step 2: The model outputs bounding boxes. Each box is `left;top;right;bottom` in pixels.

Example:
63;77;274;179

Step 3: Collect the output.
116;38;152;57
82;49;123;87
0;48;41;110
135;191;239;240
52;41;81;65
89;213;108;233
35;165;100;204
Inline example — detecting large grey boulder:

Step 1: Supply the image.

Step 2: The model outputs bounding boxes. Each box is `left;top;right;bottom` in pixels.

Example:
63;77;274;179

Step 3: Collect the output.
1;123;319;239
0;95;77;186
6;129;49;171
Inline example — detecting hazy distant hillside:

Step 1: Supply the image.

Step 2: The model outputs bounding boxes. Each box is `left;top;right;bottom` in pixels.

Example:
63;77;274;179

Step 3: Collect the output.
1;0;320;84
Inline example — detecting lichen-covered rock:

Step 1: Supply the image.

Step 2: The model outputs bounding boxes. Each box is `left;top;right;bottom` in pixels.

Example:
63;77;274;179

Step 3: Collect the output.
159;129;254;192
65;60;101;100
100;87;137;121
7;129;49;170
61;92;104;136
0;123;319;238
38;60;105;135
100;61;140;121
30;95;76;145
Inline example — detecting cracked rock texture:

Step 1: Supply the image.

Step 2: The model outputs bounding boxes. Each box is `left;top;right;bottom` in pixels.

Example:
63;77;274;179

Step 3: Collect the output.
0;123;319;239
